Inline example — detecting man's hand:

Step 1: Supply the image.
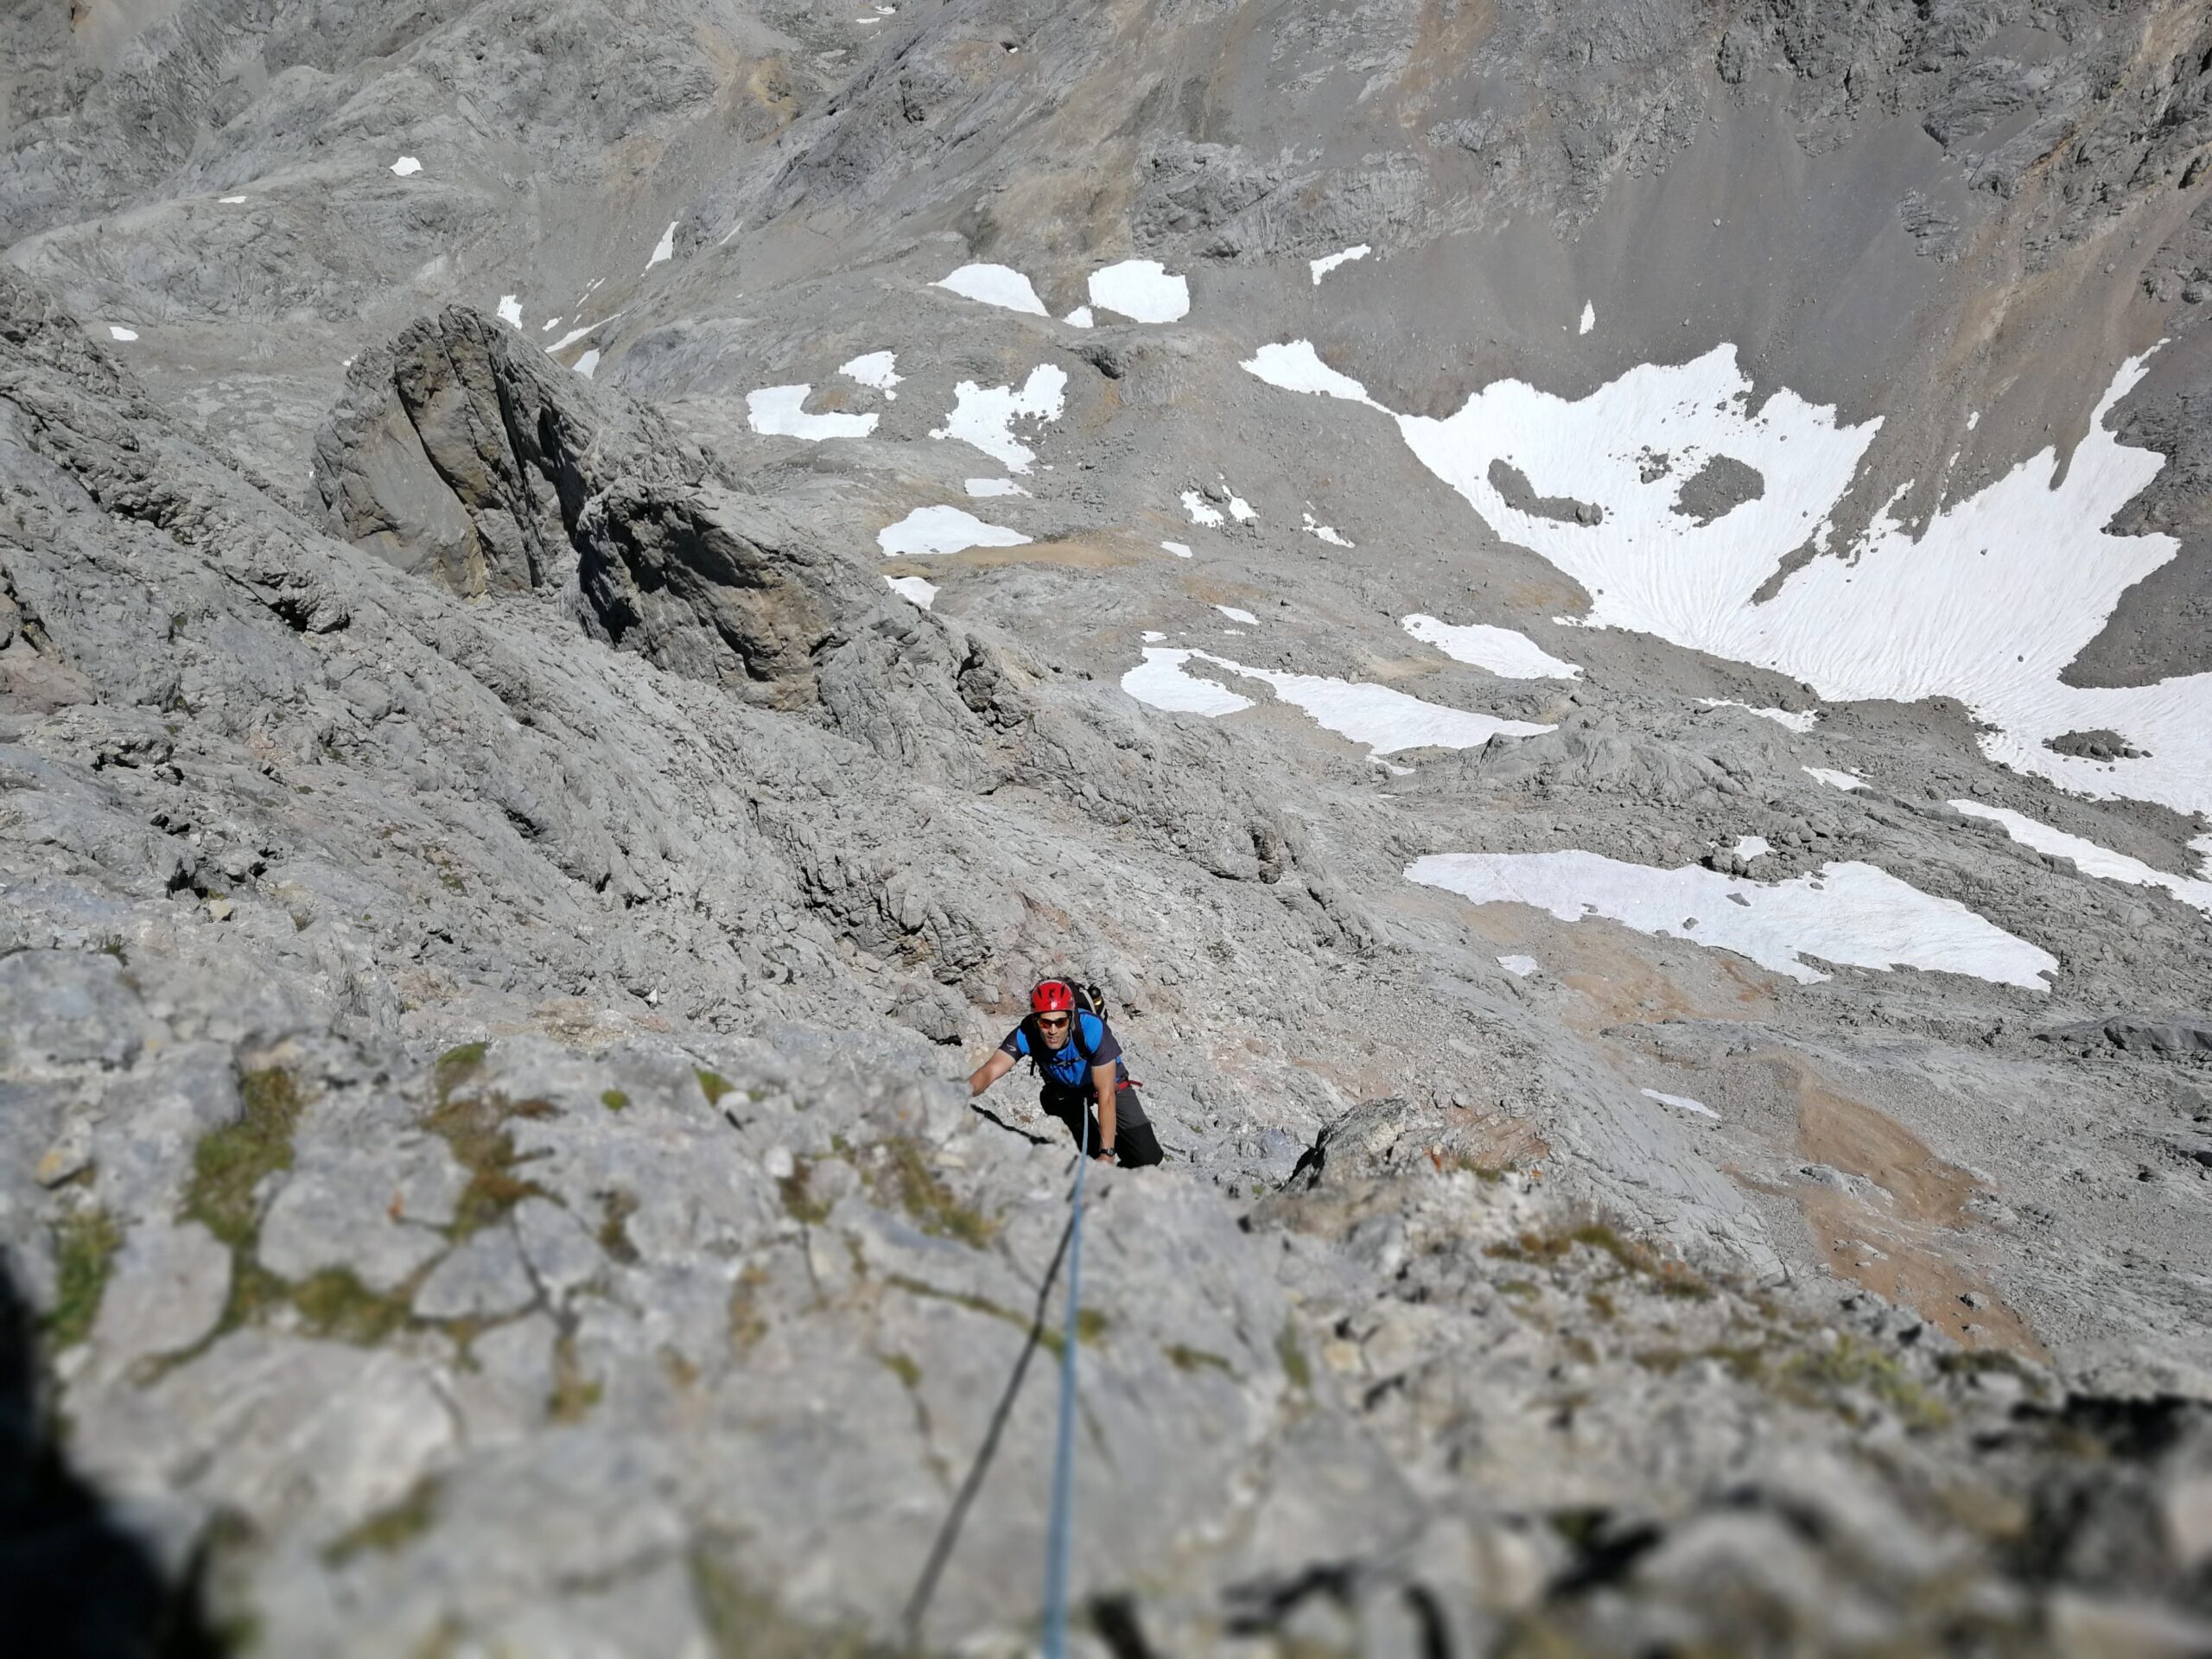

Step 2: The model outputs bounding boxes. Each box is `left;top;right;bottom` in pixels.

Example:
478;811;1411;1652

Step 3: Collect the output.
968;1050;1015;1097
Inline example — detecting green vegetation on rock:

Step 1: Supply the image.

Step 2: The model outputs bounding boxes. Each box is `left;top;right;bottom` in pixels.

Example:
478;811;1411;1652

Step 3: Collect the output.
45;1208;122;1349
290;1268;416;1346
420;1092;556;1238
1166;1343;1235;1377
187;1067;306;1250
323;1476;442;1567
690;1539;893;1659
868;1137;996;1248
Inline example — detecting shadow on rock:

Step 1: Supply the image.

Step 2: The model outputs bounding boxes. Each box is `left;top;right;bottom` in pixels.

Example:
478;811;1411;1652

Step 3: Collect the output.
0;1262;218;1658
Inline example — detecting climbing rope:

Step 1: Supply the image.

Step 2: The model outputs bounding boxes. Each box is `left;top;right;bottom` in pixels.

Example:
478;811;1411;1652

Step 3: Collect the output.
1039;1108;1090;1659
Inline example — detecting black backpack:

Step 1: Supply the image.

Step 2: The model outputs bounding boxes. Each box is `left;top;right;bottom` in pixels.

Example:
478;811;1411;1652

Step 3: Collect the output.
1019;979;1109;1073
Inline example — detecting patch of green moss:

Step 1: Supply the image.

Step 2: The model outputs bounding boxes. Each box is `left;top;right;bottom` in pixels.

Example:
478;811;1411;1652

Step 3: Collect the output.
597;1190;640;1265
600;1089;629;1113
44;1209;123;1350
728;1264;769;1353
879;1351;922;1390
779;1159;833;1226
1780;1334;1949;1431
322;1476;441;1567
290;1268;415;1346
869;1137;996;1249
886;1274;1103;1358
1445;1152;1511;1182
420;1093;556;1239
1487;1221;1713;1301
186;1068;307;1251
1166;1344;1236;1377
690;1541;891;1659
695;1068;734;1106
548;1330;601;1422
1275;1319;1312;1391
433;1043;487;1102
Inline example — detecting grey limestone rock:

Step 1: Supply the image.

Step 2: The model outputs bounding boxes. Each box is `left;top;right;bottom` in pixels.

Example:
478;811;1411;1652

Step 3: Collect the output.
411;1225;537;1322
9;1;2212;1650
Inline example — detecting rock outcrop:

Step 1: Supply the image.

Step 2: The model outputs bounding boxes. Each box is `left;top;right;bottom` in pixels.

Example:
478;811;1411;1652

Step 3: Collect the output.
10;1;2212;1652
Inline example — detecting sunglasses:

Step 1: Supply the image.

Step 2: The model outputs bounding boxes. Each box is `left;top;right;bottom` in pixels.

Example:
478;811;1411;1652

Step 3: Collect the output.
1037;1014;1071;1030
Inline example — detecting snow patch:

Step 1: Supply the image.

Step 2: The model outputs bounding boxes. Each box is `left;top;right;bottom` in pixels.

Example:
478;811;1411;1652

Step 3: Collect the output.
1310;245;1371;284
218;194;248;204
885;575;938;610
839;351;901;398
1497;954;1541;977
1403;615;1581;679
1699;698;1818;732
1951;801;2212;915
573;349;601;379
931;365;1067;472
1160;541;1192;559
1641;1088;1717;1118
107;326;137;341
496;295;524;330
747;385;878;442
878;505;1031;556
390;156;422;176
1407;850;2056;990
1733;836;1773;860
1181;492;1225;528
548;312;624;353
1065;306;1094;328
646;222;678;269
1253;337;2210;817
1242;340;1379;405
1302;512;1353;547
1088;258;1189;323
935;264;1047;315
1579;302;1596;335
965;478;1028;498
1121;649;1256;718
1803;767;1864;791
1214;605;1259;626
1128;650;1553;760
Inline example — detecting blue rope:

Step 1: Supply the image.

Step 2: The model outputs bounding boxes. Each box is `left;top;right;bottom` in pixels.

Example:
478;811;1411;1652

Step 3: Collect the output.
1040;1107;1090;1658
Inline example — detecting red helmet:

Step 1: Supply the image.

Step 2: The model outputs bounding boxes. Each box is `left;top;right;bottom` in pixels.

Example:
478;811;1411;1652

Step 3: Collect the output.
1030;980;1075;1014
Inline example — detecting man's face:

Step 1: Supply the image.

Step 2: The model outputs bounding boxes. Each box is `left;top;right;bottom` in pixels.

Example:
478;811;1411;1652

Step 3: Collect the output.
1036;1010;1071;1052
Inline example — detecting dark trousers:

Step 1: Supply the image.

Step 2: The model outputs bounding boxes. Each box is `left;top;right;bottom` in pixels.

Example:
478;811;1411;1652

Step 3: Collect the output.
1039;1083;1164;1166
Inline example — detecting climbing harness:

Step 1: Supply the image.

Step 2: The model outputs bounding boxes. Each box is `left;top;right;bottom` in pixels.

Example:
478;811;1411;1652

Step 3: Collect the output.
1040;1108;1090;1659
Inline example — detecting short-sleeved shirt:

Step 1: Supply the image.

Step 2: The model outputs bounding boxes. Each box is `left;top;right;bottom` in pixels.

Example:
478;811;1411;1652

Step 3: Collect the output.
1000;1012;1123;1092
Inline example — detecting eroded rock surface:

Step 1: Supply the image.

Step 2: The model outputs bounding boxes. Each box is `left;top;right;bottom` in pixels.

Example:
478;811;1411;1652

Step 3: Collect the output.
9;1;2212;1652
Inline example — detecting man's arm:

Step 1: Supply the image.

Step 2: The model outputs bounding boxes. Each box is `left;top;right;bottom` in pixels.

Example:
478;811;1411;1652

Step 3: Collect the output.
969;1051;1015;1096
1090;1061;1118;1160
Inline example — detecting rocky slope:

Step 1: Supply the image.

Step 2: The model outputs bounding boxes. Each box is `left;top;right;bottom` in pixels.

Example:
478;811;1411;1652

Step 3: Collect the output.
6;1;2212;1653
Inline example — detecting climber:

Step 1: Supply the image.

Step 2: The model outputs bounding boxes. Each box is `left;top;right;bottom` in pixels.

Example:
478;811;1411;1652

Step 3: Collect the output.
967;980;1164;1167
